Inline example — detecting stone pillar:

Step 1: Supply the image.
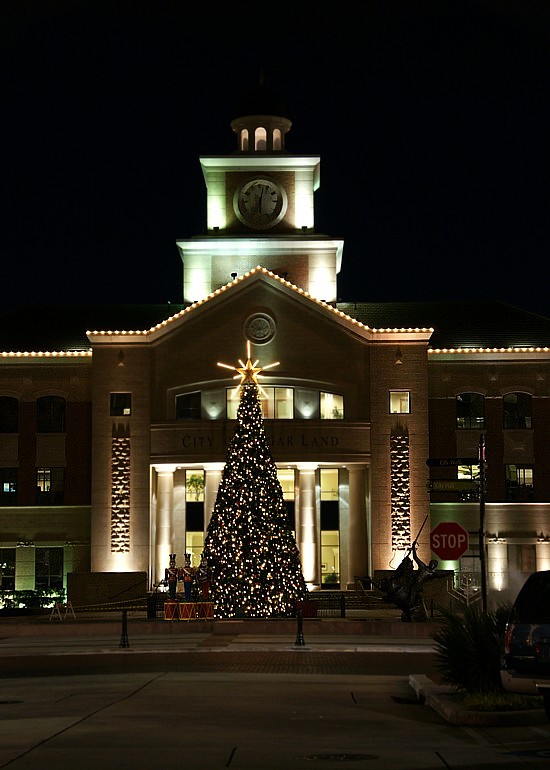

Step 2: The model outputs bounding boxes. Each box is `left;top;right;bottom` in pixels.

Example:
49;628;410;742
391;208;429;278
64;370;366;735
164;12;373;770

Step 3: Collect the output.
154;467;176;586
15;544;36;591
297;463;319;588
536;538;550;571
487;538;508;594
204;463;224;532
347;464;368;588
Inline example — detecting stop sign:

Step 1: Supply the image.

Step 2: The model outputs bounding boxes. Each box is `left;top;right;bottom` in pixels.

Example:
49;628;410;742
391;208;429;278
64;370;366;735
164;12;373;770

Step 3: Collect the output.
430;522;469;560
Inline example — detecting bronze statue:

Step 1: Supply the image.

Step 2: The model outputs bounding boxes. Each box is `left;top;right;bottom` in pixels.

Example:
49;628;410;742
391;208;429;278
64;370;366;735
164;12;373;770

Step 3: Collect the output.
369;542;445;622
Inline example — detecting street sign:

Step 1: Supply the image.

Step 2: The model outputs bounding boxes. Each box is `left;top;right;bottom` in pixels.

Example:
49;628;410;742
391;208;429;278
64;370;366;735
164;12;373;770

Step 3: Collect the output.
428;479;479;492
426;458;478;467
430;522;469;560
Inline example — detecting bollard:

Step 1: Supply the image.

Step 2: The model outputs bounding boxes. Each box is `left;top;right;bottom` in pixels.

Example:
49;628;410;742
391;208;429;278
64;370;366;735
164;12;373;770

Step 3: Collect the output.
294;607;305;647
340;593;346;618
119;608;130;648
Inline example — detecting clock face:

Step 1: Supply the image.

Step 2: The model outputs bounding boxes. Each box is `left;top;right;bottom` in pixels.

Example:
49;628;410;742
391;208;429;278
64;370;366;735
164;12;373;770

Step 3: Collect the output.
235;178;287;229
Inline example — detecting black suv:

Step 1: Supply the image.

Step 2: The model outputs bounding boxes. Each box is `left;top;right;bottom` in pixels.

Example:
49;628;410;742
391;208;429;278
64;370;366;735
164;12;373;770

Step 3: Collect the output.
501;570;550;718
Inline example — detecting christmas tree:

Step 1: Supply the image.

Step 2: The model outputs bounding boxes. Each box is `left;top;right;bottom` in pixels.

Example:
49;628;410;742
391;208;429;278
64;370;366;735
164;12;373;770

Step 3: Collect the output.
202;348;307;618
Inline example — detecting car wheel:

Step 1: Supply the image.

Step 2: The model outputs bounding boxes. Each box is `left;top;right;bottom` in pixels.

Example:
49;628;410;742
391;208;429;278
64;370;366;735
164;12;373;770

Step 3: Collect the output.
543;694;550;721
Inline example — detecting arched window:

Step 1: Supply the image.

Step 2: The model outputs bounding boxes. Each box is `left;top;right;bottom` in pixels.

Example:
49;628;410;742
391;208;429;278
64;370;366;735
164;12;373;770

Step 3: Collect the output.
456;393;484;430
0;396;18;432
254;126;267;151
37;396;66;433
503;392;532;429
273;128;282;150
240;129;249;151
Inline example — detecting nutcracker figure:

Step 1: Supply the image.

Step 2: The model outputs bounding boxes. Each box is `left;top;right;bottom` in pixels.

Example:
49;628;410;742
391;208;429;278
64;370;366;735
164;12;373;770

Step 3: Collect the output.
197;554;211;599
165;553;179;600
181;553;195;601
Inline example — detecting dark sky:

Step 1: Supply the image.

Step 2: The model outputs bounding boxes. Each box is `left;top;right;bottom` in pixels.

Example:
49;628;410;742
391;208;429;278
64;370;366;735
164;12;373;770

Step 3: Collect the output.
3;1;550;317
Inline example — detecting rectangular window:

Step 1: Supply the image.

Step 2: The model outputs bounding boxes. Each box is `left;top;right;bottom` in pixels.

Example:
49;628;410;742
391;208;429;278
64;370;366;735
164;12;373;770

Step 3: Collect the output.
110;393;132;416
185;468;205;571
185;533;204;569
0;548;16;590
320;469;339;585
274;387;293;419
0;468;17;505
320;468;339;502
456;393;485;430
226;390;239;420
36;468;65;505
185;470;205;503
503;393;532;430
505;464;534;501
35;547;64;590
320;392;344;420
277;469;295;501
226;387;294;419
37;396;66;433
389;391;411;414
457;464;480;481
259;387;294;419
457;464;480;501
0;397;18;432
277;468;295;532
259;387;275;419
321;530;340;585
176;392;201;420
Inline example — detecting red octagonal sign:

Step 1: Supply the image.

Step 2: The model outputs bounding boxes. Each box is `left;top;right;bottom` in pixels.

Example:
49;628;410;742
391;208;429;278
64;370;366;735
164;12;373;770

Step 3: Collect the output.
430;522;469;561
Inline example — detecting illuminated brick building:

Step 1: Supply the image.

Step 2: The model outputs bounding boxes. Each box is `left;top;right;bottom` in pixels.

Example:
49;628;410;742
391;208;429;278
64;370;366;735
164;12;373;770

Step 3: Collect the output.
1;88;550;604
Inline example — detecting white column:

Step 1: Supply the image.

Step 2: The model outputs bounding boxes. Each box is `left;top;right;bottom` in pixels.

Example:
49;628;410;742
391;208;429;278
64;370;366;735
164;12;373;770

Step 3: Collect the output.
487;538;508;594
154;466;176;586
536;538;550;570
204;463;224;532
347;464;368;588
297;463;319;588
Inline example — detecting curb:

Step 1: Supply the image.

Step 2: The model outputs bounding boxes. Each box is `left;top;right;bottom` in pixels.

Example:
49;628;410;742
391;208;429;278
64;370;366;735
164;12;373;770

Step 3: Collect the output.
409;674;546;726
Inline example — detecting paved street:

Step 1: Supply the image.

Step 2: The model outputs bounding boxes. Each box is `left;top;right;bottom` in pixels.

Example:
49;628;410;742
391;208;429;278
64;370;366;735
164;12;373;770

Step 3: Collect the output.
1;669;550;769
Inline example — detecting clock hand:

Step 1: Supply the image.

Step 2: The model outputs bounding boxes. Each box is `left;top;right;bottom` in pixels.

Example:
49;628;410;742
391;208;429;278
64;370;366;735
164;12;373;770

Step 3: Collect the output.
259;186;264;214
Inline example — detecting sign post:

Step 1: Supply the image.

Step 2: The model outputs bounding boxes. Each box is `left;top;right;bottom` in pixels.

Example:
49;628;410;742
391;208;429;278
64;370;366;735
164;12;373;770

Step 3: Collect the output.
430;522;469;561
479;434;488;613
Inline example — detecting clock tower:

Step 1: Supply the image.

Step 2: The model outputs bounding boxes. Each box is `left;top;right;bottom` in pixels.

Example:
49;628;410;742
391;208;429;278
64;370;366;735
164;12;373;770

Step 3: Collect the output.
176;83;344;304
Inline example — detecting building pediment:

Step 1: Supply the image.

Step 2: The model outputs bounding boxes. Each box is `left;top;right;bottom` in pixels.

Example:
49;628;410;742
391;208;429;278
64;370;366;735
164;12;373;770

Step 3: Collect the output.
87;267;432;348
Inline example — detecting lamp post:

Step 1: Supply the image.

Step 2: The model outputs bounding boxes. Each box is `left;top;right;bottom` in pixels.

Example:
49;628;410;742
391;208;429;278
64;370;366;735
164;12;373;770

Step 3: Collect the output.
479;434;488;613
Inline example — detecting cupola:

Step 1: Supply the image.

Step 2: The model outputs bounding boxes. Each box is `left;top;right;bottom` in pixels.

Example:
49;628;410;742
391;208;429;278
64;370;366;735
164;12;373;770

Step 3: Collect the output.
230;81;292;153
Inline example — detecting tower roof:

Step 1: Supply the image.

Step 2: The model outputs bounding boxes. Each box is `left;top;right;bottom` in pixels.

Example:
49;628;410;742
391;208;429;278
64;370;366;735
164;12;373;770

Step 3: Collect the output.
234;80;288;121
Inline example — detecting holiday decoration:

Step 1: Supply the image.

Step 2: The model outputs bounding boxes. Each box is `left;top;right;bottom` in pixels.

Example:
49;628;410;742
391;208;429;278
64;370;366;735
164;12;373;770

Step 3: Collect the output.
203;347;307;618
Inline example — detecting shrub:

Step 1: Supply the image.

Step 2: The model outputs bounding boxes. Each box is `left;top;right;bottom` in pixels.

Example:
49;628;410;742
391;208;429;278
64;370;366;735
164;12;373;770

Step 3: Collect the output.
431;601;512;694
0;588;66;610
323;572;339;584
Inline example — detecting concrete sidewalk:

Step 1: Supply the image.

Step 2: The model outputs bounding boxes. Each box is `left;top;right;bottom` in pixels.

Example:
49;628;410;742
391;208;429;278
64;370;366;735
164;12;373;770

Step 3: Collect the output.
0;608;438;655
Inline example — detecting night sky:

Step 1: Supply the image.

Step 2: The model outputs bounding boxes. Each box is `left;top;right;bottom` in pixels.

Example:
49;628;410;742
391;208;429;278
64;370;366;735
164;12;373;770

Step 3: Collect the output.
3;1;550;317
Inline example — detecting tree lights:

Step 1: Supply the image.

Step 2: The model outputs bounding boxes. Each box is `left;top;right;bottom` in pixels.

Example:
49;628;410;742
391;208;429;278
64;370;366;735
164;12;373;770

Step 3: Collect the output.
202;355;307;618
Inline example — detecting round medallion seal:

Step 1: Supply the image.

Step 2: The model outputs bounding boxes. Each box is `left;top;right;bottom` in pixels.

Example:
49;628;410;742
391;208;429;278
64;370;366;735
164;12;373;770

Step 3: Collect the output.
245;313;276;344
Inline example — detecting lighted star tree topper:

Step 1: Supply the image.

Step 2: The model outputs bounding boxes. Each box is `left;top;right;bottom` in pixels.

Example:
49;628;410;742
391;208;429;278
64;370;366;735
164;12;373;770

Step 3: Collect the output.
202;343;308;618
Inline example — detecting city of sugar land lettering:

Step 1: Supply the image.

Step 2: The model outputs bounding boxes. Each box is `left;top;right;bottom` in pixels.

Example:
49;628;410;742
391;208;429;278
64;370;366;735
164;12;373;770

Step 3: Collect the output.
181;434;339;449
